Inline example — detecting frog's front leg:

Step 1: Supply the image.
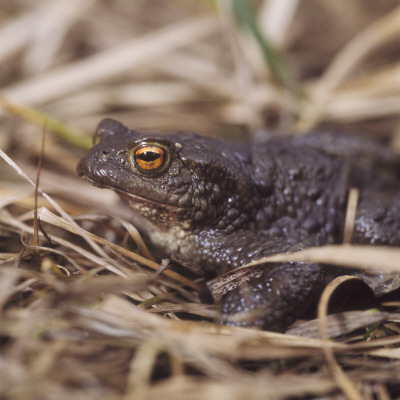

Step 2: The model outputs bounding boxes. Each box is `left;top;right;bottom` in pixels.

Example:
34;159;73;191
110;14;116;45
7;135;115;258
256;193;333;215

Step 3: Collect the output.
218;263;326;332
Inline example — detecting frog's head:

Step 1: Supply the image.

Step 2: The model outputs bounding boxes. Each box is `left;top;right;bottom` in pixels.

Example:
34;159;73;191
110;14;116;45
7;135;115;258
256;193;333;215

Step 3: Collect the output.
77;119;256;233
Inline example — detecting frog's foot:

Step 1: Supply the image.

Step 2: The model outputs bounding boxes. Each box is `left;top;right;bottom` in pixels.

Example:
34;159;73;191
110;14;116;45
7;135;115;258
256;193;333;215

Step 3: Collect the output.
219;263;324;332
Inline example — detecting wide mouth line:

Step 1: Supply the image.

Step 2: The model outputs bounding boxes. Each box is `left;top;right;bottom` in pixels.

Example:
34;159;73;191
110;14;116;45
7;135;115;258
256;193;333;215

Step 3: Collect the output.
80;175;179;211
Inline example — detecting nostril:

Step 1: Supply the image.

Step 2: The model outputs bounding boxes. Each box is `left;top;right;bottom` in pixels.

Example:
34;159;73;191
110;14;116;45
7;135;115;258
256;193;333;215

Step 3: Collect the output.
98;149;111;161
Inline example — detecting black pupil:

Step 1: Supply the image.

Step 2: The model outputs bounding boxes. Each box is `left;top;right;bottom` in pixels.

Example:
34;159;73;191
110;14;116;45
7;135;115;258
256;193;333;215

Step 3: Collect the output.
137;151;160;162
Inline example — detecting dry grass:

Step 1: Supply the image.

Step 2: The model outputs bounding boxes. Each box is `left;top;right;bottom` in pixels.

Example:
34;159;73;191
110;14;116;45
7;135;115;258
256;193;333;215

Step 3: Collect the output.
1;1;400;399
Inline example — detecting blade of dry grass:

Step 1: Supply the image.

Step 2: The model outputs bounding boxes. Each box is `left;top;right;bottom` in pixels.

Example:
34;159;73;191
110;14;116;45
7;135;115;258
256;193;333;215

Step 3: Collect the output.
0;148;140;272
299;4;400;129
36;207;205;292
124;338;164;400
259;0;299;47
325;94;400;122
367;348;400;359
241;244;400;273
288;310;400;339
318;275;365;400
342;187;359;244
22;0;96;73
0;94;91;149
230;0;290;87
0;4;47;62
1;16;218;110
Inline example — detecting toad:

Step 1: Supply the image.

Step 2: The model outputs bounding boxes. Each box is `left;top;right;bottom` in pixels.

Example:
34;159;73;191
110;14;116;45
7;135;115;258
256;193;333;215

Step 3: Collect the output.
77;119;400;331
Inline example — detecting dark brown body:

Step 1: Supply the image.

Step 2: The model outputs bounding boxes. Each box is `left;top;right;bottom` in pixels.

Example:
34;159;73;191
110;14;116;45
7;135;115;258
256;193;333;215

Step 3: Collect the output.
78;119;400;331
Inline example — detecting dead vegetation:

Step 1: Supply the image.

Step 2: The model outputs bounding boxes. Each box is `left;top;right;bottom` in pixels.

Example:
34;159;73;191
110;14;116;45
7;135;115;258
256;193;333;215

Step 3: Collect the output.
1;1;400;399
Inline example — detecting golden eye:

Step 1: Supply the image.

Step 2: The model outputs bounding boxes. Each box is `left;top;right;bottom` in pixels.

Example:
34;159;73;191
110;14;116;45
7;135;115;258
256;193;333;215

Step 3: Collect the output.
134;145;165;171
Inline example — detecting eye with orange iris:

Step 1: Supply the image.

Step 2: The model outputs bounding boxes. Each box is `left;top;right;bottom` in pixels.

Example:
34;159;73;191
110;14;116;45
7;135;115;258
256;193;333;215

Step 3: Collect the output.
132;144;168;174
